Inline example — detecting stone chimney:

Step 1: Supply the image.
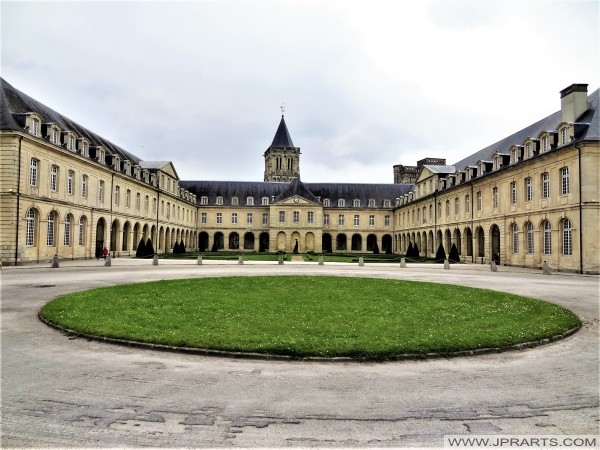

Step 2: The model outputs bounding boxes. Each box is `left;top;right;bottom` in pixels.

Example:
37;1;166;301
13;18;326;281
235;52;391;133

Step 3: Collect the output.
560;84;588;123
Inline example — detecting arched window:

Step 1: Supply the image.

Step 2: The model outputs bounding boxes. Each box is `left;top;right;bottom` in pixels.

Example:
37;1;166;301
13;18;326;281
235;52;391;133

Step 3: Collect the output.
562;218;572;256
26;209;36;246
246;196;254;206
64;215;72;246
79;216;86;246
47;211;56;246
337;199;345;207
512;223;519;253
526;222;534;254
543;221;551;255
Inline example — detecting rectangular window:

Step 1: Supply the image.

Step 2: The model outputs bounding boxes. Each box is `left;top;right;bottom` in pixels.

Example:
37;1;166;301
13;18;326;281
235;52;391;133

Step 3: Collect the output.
493;187;499;209
323;198;330;207
561;127;568;145
201;212;207;224
512;224;519;254
81;175;87;197
216;213;222;224
152;198;156;215
337;199;345;207
126;189;131;208
525;177;532;202
279;211;285;223
338;214;345;226
423;207;427;223
262;213;268;226
445;200;450;217
231;213;237;224
231;197;239;206
246;197;254;206
368;199;375;208
50;165;58;191
542;173;550;198
465;194;470;214
67;170;74;195
114;186;120;206
30;158;38;186
510;181;517;204
262;197;269;206
200;196;208;205
561;167;570;195
369;215;375;226
26;210;35;246
293;211;300;223
323;214;329;226
353;215;359;226
353;199;360;207
247;213;253;225
544;222;552;255
31;118;39;136
385;215;390;226
454;197;459;215
216;196;223;205
47;213;55;246
136;193;141;210
64;216;71;246
307;211;314;224
477;191;482;211
166;202;170;219
527;223;534;254
98;181;104;202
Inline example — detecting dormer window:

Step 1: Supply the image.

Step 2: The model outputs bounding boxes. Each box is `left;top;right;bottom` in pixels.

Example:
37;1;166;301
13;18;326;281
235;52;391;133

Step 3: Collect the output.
142;170;149;183
353;199;360;207
368;199;375;208
510;147;521;164
113;155;120;170
68;134;76;151
323;198;330;207
337;199;345;207
383;199;391;208
123;161;131;176
133;165;141;179
27;114;42;137
493;155;502;171
200;196;208;205
540;135;549;153
231;197;239;206
262;197;269;206
78;139;90;157
216;196;223;205
246;196;254;206
47;124;61;145
97;148;105;164
560;126;570;146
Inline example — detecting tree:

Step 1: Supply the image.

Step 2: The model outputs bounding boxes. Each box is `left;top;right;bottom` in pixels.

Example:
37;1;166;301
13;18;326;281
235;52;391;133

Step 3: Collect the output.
435;243;446;263
449;243;460;263
406;242;413;257
179;240;186;253
145;238;155;257
173;241;181;254
135;238;146;258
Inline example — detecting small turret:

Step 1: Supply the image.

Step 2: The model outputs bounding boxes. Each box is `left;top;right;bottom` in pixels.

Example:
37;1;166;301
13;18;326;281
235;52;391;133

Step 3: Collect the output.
264;114;301;182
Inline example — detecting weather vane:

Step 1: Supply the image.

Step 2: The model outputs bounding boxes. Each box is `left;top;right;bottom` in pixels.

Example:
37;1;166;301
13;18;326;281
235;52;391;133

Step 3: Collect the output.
281;103;286;116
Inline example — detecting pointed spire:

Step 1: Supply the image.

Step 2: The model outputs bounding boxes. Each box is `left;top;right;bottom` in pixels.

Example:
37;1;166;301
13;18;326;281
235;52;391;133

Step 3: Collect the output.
271;115;294;148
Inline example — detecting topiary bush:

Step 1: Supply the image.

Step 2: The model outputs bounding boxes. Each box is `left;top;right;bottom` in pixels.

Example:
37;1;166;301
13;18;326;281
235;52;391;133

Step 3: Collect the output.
173;241;181;254
406;242;413;257
435;243;446;263
413;243;419;258
449;243;460;263
145;239;155;257
135;238;146;258
179;240;186;254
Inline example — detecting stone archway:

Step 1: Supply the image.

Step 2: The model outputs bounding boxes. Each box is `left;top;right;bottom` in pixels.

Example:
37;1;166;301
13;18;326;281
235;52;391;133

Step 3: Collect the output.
382;234;392;254
304;232;315;252
476;227;485;258
322;233;332;253
491;224;501;263
336;233;347;251
366;234;377;252
198;232;209;252
95;218;106;259
229;232;239;250
244;232;255;250
351;234;362;252
259;232;269;252
277;232;286;251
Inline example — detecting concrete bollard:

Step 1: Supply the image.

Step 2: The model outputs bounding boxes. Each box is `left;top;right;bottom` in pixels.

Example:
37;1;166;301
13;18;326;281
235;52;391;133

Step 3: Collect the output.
443;258;450;270
358;256;364;267
238;255;244;265
104;254;112;267
542;261;551;275
278;254;284;265
152;255;158;266
400;257;406;268
197;254;203;265
491;261;497;272
318;255;324;266
51;254;60;268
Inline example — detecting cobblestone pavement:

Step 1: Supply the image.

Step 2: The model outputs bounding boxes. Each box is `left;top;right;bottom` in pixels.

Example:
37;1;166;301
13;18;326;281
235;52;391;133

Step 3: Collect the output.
1;259;598;447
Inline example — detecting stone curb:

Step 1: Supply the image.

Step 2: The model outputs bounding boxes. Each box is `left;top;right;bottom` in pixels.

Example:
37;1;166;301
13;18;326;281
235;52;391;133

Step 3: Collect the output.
38;313;582;363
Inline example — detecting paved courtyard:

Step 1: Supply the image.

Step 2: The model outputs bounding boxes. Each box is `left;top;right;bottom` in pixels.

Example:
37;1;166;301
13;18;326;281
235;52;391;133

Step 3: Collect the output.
1;259;598;447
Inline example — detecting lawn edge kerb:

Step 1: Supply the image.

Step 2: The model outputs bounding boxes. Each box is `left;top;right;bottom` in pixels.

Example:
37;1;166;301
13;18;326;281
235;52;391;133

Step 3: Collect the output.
38;312;581;362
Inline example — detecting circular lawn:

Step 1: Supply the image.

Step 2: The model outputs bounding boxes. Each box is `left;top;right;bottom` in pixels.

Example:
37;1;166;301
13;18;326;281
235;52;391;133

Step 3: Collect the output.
39;276;580;360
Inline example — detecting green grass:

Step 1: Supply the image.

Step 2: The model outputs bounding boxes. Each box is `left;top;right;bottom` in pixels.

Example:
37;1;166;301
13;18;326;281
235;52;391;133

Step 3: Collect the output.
39;276;580;360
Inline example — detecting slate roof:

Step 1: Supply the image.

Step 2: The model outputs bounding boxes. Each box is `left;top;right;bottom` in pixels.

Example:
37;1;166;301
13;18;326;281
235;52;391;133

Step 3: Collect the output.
180;179;414;207
421;165;456;175
0;77;143;165
270;115;295;148
452;88;599;170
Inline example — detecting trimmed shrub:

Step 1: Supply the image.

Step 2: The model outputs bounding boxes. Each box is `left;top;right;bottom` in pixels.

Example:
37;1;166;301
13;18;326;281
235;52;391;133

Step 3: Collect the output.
449;243;460;263
135;238;146;258
435;243;446;263
211;241;218;252
173;241;181;254
373;242;380;254
145;239;155;257
406;242;413;257
179;240;186;254
413;243;420;258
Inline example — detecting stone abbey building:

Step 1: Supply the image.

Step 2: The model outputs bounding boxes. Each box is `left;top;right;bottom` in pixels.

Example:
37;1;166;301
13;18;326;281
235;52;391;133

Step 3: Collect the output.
1;78;598;273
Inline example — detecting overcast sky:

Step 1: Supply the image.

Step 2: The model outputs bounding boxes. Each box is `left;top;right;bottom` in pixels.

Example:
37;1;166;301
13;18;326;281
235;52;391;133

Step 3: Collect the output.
2;0;598;183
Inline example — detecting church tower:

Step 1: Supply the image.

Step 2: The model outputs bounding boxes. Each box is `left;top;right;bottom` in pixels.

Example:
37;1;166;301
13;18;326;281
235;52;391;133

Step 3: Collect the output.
264;115;301;182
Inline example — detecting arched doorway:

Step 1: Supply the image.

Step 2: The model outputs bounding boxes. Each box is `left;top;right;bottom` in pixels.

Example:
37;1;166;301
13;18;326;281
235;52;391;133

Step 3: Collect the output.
122;221;131;252
444;229;451;254
366;234;377;252
491;224;501;263
229;232;239;250
351;234;362;251
322;233;332;253
453;228;461;255
110;219;119;252
198;232;209;251
464;227;473;257
213;232;224;251
305;232;315;252
382;234;392;254
244;232;255;250
476;227;485;257
133;223;141;250
95;218;106;258
276;232;286;251
336;233;347;251
259;232;269;252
